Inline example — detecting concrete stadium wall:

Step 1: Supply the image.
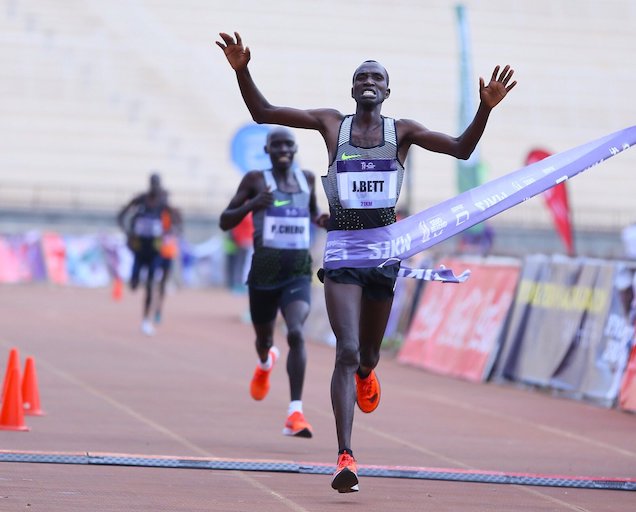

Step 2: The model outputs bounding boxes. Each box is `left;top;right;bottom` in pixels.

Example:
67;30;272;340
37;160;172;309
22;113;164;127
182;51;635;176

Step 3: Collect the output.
1;0;635;232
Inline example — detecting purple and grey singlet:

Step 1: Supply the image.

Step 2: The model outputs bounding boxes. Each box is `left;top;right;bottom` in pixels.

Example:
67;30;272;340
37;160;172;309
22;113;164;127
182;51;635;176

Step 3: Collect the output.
321;115;404;232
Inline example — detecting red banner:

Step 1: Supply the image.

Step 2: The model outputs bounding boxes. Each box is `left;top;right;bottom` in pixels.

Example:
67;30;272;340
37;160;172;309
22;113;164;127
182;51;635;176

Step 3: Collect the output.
41;232;69;285
0;235;36;283
0;237;23;283
619;344;636;412
398;258;520;382
525;148;574;256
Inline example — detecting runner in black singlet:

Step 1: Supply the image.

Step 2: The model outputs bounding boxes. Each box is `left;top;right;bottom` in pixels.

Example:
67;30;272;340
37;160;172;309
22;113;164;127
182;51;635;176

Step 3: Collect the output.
220;127;328;439
117;173;174;336
217;31;516;492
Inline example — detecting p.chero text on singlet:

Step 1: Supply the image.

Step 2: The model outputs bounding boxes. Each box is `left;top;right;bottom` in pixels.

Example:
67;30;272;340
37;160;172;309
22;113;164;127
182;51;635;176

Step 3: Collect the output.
249;168;313;289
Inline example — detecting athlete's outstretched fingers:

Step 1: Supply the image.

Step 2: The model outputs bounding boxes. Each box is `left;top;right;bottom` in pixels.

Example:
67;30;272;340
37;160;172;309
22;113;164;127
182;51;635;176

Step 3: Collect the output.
218;32;233;46
498;64;510;79
490;65;500;82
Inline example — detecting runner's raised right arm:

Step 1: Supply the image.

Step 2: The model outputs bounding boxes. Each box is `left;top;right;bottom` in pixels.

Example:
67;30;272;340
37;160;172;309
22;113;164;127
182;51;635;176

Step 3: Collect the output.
216;32;342;153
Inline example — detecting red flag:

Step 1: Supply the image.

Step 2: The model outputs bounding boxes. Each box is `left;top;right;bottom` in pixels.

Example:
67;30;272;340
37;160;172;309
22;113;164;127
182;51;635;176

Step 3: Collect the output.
525;149;575;256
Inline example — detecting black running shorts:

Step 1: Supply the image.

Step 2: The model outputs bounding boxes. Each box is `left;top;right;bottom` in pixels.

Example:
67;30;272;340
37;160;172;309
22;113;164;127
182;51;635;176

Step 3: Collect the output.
249;277;312;325
317;264;399;301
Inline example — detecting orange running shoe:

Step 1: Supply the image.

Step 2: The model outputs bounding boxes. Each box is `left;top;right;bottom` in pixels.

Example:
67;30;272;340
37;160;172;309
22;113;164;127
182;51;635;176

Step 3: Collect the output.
355;369;381;413
282;411;313;438
249;346;280;400
331;452;359;493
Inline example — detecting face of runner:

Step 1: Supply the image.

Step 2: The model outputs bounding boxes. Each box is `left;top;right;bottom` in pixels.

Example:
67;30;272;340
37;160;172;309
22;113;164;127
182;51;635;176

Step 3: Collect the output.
149;173;162;195
265;128;297;172
351;60;390;108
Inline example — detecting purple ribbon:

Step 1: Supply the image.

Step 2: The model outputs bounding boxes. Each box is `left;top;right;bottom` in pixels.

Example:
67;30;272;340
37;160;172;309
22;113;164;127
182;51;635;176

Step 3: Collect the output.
395;265;471;283
324;125;636;270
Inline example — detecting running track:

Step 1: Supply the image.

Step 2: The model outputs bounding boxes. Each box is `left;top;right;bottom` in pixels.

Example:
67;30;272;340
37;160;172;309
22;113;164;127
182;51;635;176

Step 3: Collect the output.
0;285;634;511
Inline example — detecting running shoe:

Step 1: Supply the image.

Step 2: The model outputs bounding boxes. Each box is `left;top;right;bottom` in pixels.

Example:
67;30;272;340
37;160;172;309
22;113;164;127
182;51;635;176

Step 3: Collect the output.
282;411;313;438
141;319;155;336
355;369;381;413
249;346;279;400
331;452;359;493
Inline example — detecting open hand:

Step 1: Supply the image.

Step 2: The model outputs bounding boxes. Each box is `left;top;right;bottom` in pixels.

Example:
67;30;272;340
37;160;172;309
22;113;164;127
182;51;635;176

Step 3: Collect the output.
479;65;517;109
216;32;251;71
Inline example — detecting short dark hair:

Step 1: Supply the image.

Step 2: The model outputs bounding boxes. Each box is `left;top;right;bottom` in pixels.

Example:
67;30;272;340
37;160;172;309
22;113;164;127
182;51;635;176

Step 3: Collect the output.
352;60;390;86
266;126;295;145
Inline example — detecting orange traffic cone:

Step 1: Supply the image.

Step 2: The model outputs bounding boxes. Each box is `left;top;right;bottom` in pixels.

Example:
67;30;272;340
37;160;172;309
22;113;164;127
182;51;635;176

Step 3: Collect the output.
22;357;45;416
0;367;29;431
112;276;123;301
2;347;20;403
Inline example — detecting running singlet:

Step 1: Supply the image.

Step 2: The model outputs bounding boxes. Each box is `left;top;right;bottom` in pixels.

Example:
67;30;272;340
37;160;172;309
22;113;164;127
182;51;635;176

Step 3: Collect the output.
129;195;165;253
249;168;313;288
132;211;162;238
321;115;405;231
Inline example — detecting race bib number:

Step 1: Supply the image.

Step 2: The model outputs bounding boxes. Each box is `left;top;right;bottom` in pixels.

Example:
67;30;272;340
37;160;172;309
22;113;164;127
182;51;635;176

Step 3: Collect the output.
263;206;310;249
133;217;163;237
336;159;398;209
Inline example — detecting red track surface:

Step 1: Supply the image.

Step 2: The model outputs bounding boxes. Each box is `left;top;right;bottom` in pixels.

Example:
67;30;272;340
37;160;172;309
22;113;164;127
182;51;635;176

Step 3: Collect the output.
1;285;634;511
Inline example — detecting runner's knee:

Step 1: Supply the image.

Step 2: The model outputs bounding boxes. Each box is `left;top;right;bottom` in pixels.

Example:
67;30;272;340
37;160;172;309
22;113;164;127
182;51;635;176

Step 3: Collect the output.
359;349;380;371
335;342;360;369
287;328;304;350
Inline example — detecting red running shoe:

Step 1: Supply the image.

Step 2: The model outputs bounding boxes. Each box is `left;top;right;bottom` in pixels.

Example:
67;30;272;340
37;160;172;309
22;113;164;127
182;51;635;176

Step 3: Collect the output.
331;452;359;493
355;369;381;413
282;411;313;438
249;347;279;400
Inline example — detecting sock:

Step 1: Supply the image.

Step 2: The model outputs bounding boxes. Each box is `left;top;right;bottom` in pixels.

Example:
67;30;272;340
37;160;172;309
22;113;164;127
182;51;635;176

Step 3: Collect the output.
258;351;273;371
338;448;353;456
288;400;302;416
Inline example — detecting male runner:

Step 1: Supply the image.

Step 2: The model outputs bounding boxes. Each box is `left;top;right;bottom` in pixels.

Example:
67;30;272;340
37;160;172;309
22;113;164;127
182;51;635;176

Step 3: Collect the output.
220;126;328;438
117;173;172;336
217;31;516;492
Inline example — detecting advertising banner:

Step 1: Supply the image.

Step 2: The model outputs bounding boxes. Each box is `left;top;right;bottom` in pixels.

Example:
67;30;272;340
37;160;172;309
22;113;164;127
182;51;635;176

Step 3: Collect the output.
40;232;69;285
0;235;28;283
507;257;593;386
24;232;47;281
577;263;634;405
65;236;111;287
496;256;633;406
492;254;549;381
619;345;636;412
548;261;614;399
100;234;132;281
398;257;520;382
